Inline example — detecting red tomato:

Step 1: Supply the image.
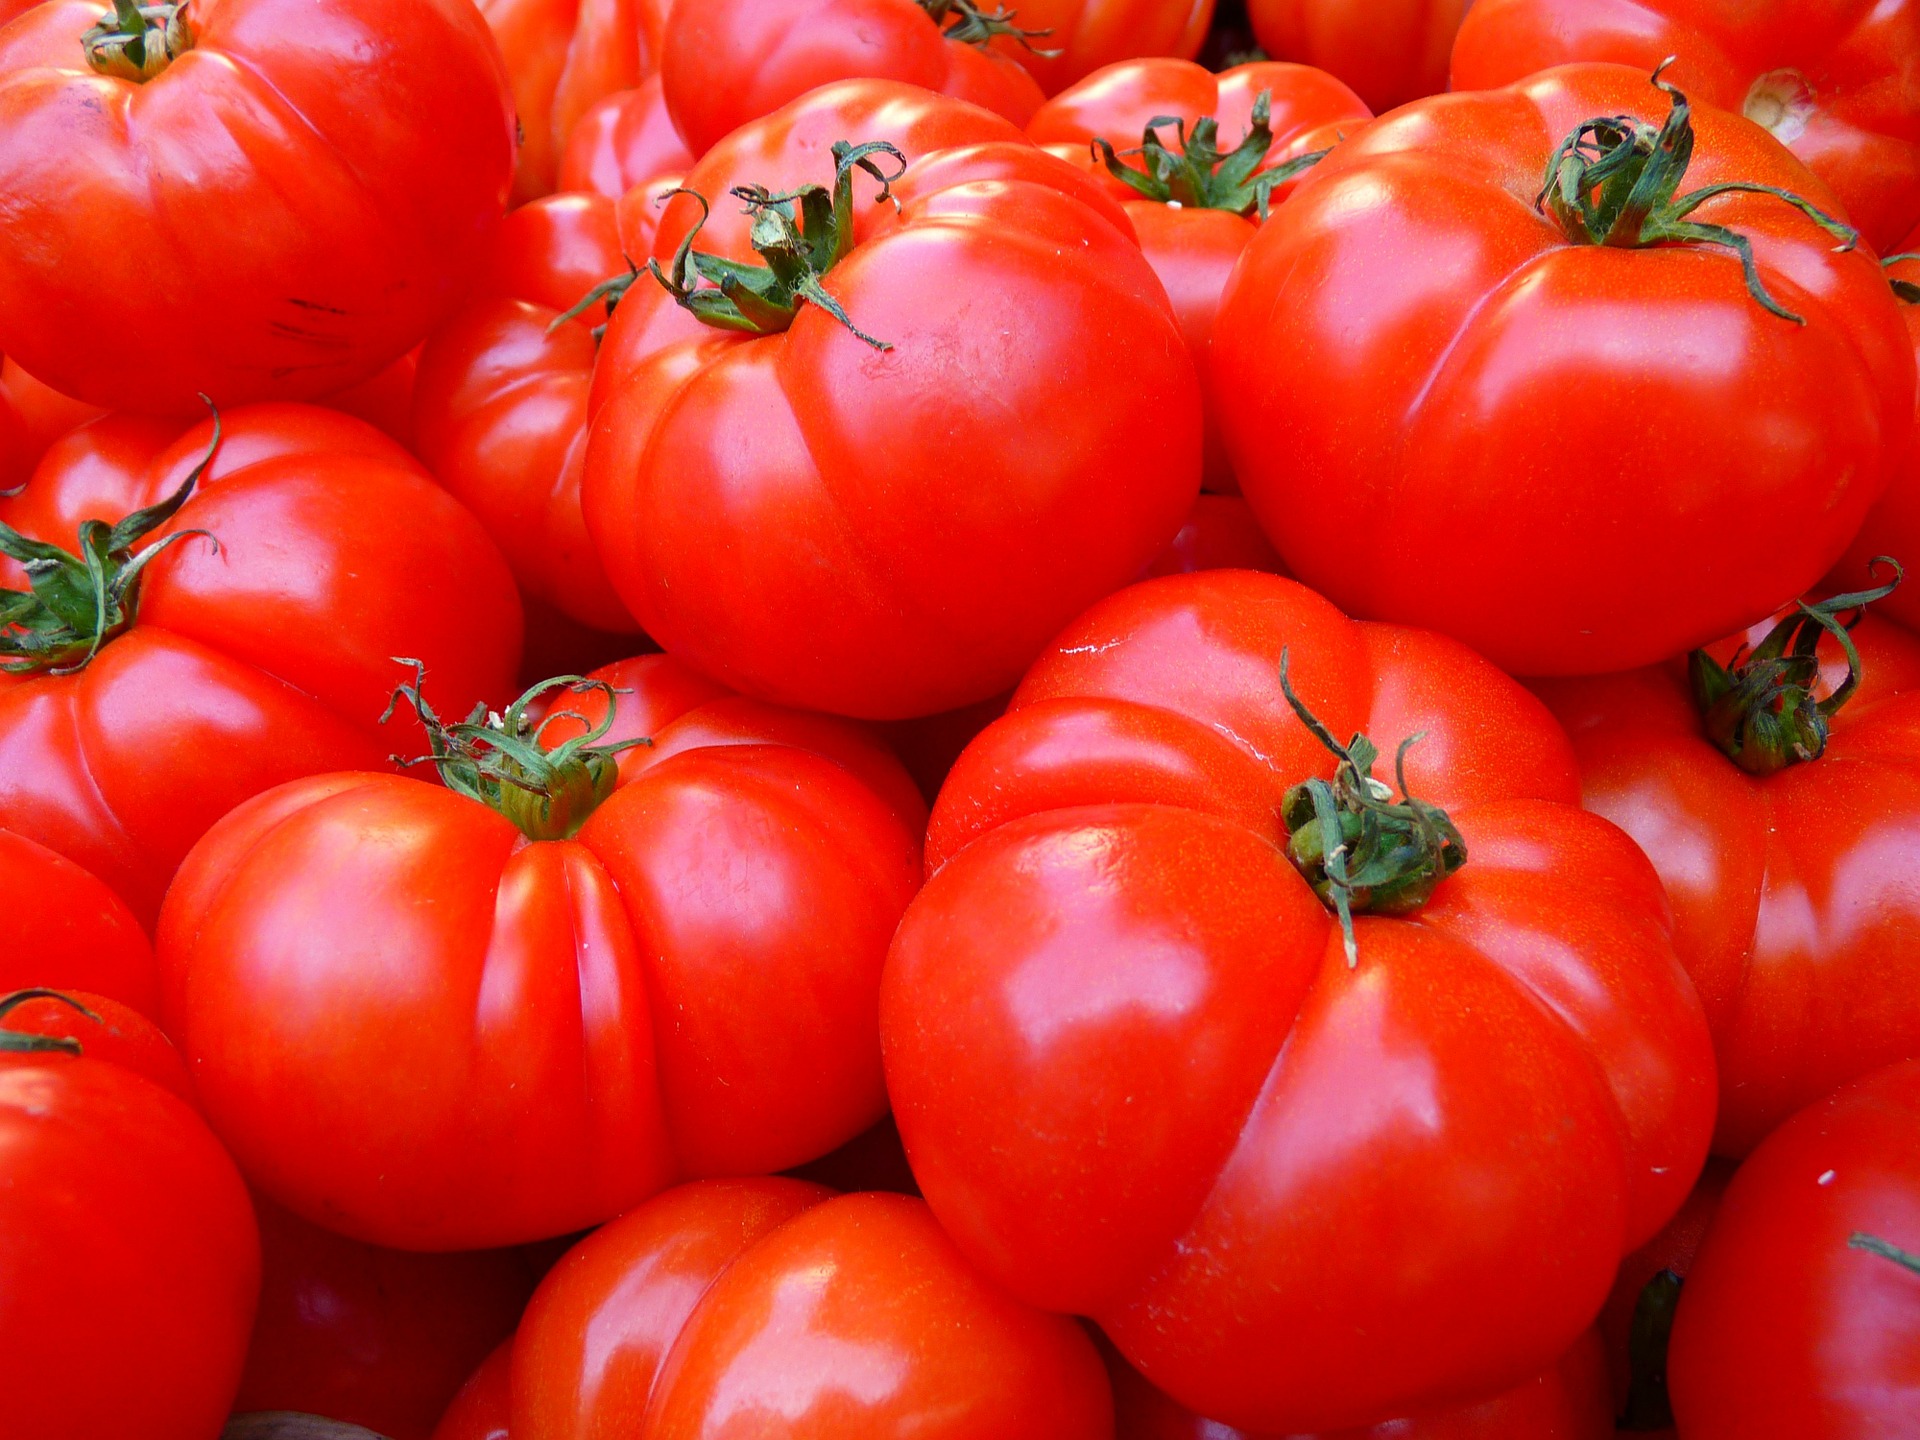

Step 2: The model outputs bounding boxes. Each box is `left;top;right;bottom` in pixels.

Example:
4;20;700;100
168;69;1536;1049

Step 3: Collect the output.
1029;59;1370;492
0;0;514;413
509;1179;1112;1437
1245;0;1469;113
320;350;422;452
476;0;671;201
1211;63;1912;676
558;75;694;200
1668;1059;1920;1437
999;0;1215;93
877;690;1012;804
586;82;1200;719
0;404;522;927
235;1199;538;1440
1;355;101;489
434;1341;513;1440
883;569;1716;1432
1532;587;1920;1156
0;829;157;1014
0;989;260;1440
156;657;925;1250
1144;495;1287;577
660;0;1048;159
1452;0;1920;252
0;989;193;1098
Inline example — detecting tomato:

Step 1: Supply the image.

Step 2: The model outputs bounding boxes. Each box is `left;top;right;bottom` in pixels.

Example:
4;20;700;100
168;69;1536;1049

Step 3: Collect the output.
156;655;925;1250
1;355;99;489
0;989;260;1440
558;75;693;200
1532;583;1920;1156
0;404;521;927
476;0;669;202
0;988;193;1097
0;828;157;1014
586;82;1200;719
1144;495;1287;577
235;1199;537;1440
1452;0;1920;253
321;350;422;452
0;0;514;414
1211;63;1912;677
1029;59;1370;492
999;0;1215;93
1245;0;1468;113
1668;1059;1920;1437
434;1341;513;1440
881;569;1716;1431
660;0;1048;159
509;1179;1112;1437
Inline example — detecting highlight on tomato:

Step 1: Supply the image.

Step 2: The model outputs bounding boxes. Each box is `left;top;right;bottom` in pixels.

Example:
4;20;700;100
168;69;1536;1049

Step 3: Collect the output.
558;74;694;200
1211;62;1913;677
0;827;157;1014
882;568;1717;1432
1246;0;1469;113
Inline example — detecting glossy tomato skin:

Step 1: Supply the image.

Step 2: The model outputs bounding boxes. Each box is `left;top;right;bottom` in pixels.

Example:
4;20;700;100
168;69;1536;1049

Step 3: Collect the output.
434;1340;513;1440
1533;613;1920;1157
1144;493;1287;577
0;404;522;927
1452;0;1920;252
1247;0;1469;113
0;355;100;488
586;83;1201;720
1668;1060;1920;1437
558;75;693;199
0;1016;261;1440
156;656;925;1250
0;0;514;413
1212;63;1913;677
510;1179;1114;1438
0;829;158;1015
999;0;1215;92
885;569;1716;1432
0;990;194;1098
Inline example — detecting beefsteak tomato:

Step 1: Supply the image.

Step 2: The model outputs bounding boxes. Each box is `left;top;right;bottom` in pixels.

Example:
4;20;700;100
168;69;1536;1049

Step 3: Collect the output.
1246;0;1469;113
0;827;157;1014
558;75;693;200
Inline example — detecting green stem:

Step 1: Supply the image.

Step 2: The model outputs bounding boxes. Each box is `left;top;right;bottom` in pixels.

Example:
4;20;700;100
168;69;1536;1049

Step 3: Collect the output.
82;0;194;80
915;0;1059;56
1618;1269;1682;1430
1092;90;1330;220
1883;251;1920;304
0;989;101;1058
1851;1232;1920;1277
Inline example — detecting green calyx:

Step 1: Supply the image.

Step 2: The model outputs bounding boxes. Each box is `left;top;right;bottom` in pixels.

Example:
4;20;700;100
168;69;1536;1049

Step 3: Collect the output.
1276;650;1468;968
1851;1232;1920;1277
645;140;908;351
549;260;641;341
1618;1269;1682;1430
1690;559;1903;776
1094;90;1330;220
0;989;99;1058
82;0;194;80
0;412;219;676
1539;60;1857;324
1884;251;1920;304
915;0;1059;56
382;662;651;842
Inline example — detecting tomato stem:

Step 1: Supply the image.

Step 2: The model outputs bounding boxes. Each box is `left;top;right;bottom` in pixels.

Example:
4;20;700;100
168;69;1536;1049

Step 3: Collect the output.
1093;90;1331;219
1884;252;1920;305
915;0;1059;56
1619;1268;1681;1430
1276;650;1467;967
82;0;194;81
0;989;99;1058
1850;1232;1920;1277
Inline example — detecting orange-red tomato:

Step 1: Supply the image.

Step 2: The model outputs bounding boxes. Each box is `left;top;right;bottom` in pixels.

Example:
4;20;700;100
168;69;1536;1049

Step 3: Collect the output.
558;75;694;199
1002;0;1216;93
1144;495;1287;578
434;1341;513;1440
0;829;158;1015
1246;0;1469;113
0;357;100;489
0;989;192;1098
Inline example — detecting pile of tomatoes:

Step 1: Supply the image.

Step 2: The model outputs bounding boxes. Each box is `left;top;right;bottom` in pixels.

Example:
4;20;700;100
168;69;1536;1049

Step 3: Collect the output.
1;0;1917;1436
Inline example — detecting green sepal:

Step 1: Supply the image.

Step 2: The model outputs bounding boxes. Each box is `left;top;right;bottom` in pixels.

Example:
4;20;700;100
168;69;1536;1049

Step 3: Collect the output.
1093;90;1331;220
0;989;102;1058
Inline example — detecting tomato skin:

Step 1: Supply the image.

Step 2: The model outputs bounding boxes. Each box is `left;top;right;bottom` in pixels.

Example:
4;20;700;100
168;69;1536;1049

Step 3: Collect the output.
998;0;1215;93
0;356;101;488
0;990;193;1098
0;0;514;414
1246;0;1468;113
1144;495;1287;577
511;1180;1113;1438
320;350;421;452
1452;0;1920;253
0;830;158;1015
1211;63;1913;677
434;1340;513;1440
558;75;694;200
1532;613;1920;1157
885;569;1715;1432
1668;1060;1920;1437
0;1024;261;1440
0;404;522;927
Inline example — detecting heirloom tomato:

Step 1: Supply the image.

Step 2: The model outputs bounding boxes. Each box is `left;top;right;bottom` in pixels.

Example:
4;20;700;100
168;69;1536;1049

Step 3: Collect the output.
0;0;514;413
0;828;157;1014
586;81;1200;718
1453;0;1920;252
558;75;693;200
157;656;924;1250
509;1179;1112;1438
1247;0;1468;113
1533;575;1920;1155
1211;63;1912;676
435;1342;513;1440
0;404;521;927
1669;1060;1920;1438
0;989;260;1440
883;569;1716;1432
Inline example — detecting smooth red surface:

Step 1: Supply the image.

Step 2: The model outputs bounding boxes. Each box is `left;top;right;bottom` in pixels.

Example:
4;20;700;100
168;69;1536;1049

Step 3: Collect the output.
0;1011;261;1439
0;356;100;487
1534;612;1920;1155
0;990;193;1099
0;829;158;1014
0;0;514;412
1452;0;1920;251
586;83;1201;719
1211;63;1913;676
885;569;1716;1432
559;76;693;199
156;655;925;1249
1144;494;1287;578
1669;1060;1920;1436
511;1180;1114;1438
0;404;522;927
1248;0;1468;112
998;0;1215;92
434;1340;514;1440
321;350;420;452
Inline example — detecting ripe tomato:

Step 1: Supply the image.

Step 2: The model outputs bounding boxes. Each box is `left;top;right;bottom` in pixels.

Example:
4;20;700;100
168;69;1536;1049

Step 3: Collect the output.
157;656;925;1250
1668;1059;1920;1437
586;82;1200;719
1029;58;1369;491
0;988;192;1097
1211;63;1912;676
1532;583;1920;1156
1000;0;1215;93
1452;0;1920;252
321;351;422;452
1;355;99;489
0;0;514;413
0;828;157;1014
883;569;1716;1432
434;1341;513;1440
1144;495;1287;577
509;1179;1113;1437
0;404;521;926
0;989;260;1440
558;75;693;200
1244;0;1467;114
